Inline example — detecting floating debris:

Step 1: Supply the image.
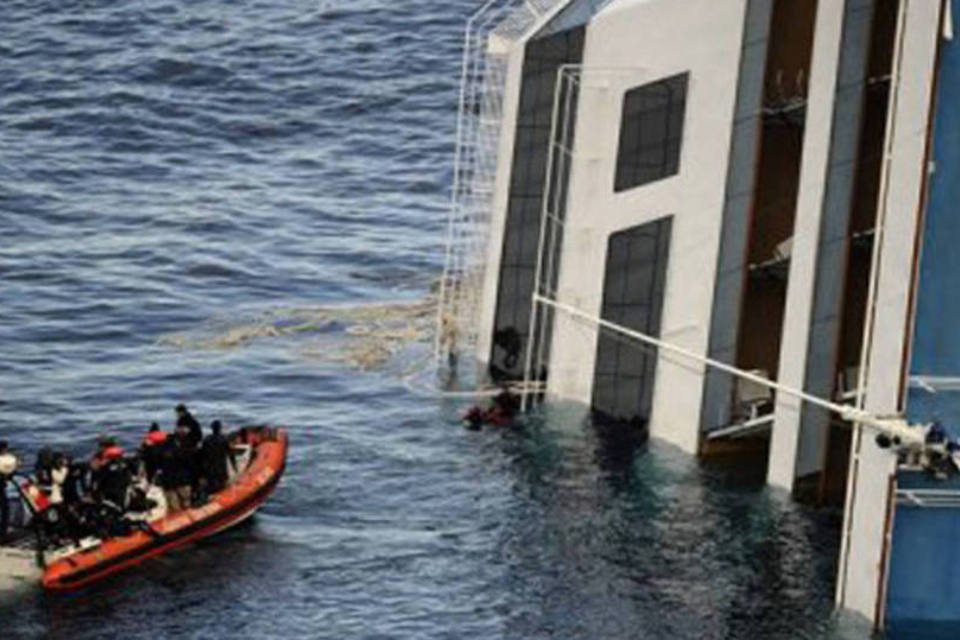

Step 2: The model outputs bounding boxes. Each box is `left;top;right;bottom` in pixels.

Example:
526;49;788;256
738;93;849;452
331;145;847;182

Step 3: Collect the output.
158;296;436;370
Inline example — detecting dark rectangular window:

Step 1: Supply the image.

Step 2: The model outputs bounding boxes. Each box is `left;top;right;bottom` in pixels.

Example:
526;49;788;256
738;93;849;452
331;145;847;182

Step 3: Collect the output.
614;73;688;192
592;217;672;427
489;27;585;381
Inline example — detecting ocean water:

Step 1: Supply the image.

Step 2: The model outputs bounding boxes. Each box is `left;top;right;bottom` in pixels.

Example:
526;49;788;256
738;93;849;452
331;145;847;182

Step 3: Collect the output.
0;1;874;638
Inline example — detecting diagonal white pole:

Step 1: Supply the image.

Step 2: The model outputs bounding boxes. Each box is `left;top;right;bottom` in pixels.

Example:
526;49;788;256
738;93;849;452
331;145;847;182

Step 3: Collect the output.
534;293;927;446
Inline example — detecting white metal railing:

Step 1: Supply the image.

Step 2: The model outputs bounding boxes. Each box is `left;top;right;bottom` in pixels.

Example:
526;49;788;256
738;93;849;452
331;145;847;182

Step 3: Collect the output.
435;0;560;384
909;375;960;393
520;65;649;407
435;0;612;386
897;488;960;508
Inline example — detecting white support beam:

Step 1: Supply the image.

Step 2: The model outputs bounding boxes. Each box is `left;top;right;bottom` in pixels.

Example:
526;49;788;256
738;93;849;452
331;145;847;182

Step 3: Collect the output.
536;294;927;446
768;0;847;491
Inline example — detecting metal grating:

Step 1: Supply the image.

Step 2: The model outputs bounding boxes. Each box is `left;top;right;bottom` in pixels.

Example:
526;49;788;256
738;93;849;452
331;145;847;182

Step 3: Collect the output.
434;0;580;386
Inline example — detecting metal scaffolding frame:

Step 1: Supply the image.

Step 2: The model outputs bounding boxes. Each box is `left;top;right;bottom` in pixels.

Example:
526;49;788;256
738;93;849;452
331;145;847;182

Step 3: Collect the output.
434;0;574;385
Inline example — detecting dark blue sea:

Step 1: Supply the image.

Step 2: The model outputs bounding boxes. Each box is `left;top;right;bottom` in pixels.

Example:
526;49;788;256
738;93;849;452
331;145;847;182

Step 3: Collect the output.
0;1;874;638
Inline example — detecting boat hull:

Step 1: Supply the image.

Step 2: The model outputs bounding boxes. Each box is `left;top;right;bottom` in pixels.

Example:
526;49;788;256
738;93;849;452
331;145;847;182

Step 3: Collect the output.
42;426;287;592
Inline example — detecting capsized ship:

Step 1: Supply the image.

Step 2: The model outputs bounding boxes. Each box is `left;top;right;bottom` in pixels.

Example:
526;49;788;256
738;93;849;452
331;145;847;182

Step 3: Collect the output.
436;0;960;634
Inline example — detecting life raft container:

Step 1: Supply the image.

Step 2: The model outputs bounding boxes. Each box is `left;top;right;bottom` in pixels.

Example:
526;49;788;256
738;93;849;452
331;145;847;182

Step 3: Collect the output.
41;426;288;592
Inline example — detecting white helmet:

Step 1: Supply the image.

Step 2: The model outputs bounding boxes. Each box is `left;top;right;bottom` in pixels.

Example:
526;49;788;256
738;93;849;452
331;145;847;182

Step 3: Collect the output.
0;452;19;476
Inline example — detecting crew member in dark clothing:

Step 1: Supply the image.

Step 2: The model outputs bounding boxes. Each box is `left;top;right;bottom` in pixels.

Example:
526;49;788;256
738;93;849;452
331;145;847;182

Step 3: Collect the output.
34;447;54;492
175;404;203;449
199;421;236;494
140;423;168;484
90;436;116;475
159;432;194;512
0;441;18;541
92;445;130;509
61;456;85;505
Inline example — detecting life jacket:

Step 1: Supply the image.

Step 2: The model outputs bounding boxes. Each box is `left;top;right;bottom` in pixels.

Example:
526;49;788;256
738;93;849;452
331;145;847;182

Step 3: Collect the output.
143;431;168;447
21;479;51;513
103;446;125;460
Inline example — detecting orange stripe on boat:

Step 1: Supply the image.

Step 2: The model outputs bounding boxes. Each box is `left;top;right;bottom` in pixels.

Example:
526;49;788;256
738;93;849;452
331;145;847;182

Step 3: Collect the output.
42;427;288;592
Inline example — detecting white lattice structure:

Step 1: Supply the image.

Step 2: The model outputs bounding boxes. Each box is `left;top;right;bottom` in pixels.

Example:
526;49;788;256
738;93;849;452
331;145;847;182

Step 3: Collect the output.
434;0;575;384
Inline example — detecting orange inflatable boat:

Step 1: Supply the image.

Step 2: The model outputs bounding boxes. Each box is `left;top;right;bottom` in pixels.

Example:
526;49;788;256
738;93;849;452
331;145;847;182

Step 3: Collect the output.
37;426;287;592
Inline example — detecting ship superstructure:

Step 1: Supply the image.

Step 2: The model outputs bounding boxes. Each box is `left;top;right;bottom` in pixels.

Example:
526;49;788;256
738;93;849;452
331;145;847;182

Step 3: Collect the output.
437;0;960;634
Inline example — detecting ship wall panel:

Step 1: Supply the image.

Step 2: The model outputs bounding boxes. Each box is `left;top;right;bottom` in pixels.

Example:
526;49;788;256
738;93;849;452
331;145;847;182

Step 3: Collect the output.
547;0;749;452
770;0;874;489
837;0;941;625
699;0;774;435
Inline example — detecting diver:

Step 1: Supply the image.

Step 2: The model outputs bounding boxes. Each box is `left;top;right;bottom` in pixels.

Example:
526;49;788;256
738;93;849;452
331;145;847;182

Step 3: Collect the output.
463;387;520;430
0;441;19;541
199;420;236;495
175;404;203;449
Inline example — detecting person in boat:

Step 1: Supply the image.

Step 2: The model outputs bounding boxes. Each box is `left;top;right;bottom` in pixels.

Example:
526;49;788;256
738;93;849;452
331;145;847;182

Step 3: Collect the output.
34;447;55;494
199;420;236;495
62;456;87;506
49;452;69;505
39;456;78;549
463;387;520;430
159;430;194;512
0;441;19;541
175;404;203;449
176;405;204;497
91;444;131;511
89;435;117;475
140;423;168;484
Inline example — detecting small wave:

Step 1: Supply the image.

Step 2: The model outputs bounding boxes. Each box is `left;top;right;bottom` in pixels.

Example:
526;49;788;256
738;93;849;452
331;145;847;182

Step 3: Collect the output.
183;261;253;279
10;117;57;132
138;57;234;88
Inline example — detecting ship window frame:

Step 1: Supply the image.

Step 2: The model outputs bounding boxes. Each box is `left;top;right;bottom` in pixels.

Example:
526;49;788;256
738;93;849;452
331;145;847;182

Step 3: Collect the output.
591;216;673;427
614;72;689;192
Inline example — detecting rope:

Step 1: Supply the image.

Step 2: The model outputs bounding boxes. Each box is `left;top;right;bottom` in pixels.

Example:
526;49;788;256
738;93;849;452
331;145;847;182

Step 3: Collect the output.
534;293;927;446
